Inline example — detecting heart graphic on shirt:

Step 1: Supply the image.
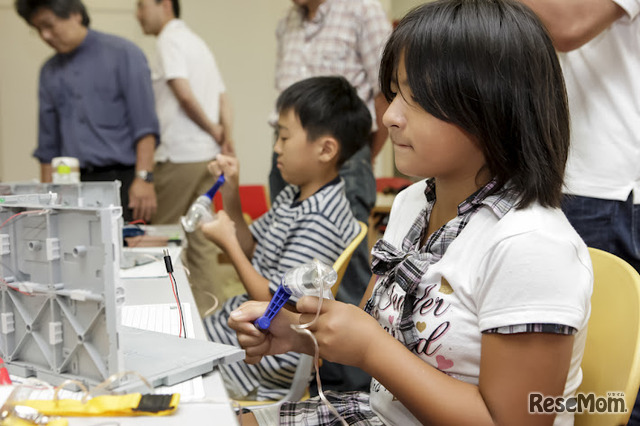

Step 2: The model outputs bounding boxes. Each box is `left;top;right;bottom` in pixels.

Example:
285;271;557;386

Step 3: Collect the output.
416;321;426;332
388;315;394;324
439;278;454;294
436;355;454;370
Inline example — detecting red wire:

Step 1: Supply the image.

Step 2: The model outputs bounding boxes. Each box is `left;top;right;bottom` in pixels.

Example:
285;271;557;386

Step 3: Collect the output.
0;212;24;230
169;273;184;338
0;210;46;230
0;278;32;296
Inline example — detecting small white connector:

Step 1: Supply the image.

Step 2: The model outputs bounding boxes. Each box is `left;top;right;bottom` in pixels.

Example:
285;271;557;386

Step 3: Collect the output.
49;321;63;345
46;237;60;260
1;312;14;334
0;234;9;255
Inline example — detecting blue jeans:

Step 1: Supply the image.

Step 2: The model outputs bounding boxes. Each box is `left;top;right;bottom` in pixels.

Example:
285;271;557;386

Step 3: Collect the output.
562;193;640;273
561;193;640;425
270;144;376;392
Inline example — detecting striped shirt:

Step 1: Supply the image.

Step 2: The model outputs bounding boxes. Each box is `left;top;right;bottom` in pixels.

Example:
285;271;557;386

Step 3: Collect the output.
204;178;360;399
275;0;391;123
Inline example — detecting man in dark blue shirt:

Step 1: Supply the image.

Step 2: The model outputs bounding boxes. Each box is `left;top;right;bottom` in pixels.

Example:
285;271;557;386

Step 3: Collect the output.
15;0;160;222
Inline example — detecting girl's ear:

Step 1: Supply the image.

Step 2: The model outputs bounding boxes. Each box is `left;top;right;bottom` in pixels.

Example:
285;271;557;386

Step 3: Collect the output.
317;136;340;164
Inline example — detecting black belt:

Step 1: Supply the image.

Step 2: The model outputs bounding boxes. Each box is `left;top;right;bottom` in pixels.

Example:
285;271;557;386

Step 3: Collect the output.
81;164;135;174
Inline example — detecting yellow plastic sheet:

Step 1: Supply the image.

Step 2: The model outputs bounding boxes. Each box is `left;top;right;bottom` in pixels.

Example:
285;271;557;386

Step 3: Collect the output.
17;393;179;417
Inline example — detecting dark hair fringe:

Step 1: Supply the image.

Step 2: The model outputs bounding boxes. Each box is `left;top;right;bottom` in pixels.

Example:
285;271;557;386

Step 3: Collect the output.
380;0;570;209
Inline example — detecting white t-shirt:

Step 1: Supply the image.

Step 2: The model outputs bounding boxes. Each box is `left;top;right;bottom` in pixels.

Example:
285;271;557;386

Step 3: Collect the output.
368;181;593;426
152;19;226;163
560;0;640;202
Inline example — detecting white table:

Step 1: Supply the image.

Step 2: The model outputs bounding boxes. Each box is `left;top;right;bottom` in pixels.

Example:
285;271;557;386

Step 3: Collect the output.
64;246;241;425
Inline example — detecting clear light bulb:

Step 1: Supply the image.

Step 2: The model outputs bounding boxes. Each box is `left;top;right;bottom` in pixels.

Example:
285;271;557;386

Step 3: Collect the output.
180;174;225;233
281;259;337;298
254;259;338;330
181;195;214;233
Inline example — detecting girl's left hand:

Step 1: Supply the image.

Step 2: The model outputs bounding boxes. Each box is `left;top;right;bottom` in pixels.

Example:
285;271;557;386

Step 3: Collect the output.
296;296;386;369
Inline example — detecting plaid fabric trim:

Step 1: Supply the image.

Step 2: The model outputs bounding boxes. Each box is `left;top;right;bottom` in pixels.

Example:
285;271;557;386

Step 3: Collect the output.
365;178;520;348
278;391;384;426
484;323;577;335
275;0;391;121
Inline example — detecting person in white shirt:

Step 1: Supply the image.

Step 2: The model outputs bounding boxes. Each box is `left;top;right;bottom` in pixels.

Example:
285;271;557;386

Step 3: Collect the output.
517;1;640;422
229;1;592;425
518;0;640;273
136;0;234;315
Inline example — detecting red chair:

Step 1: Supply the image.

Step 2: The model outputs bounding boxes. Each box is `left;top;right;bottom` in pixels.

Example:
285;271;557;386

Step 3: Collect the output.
212;185;270;221
213;185;270;264
375;177;413;194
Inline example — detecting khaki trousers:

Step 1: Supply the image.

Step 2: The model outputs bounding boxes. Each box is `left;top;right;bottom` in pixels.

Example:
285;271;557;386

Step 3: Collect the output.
152;160;242;317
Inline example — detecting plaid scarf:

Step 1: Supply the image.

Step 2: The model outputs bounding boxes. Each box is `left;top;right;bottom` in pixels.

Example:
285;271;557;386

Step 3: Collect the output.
364;178;519;350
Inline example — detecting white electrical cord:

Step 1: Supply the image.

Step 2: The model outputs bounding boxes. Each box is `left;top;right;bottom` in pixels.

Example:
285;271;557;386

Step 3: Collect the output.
290;284;348;426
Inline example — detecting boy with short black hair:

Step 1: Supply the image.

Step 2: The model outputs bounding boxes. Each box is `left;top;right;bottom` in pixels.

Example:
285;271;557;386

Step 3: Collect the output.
202;76;371;399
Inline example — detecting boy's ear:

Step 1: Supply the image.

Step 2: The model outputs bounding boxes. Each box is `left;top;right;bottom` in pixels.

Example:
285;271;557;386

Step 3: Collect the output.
317;136;340;164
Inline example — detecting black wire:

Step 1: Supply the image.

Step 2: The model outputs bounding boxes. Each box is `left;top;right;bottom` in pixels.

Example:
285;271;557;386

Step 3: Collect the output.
171;272;187;339
162;250;186;338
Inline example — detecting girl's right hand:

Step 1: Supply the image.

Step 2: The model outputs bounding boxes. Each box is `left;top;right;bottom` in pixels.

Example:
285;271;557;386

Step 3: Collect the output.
296;296;387;370
228;301;312;364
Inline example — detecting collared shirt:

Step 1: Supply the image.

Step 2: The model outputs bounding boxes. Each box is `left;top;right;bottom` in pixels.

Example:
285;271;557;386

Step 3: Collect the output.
275;0;391;124
364;179;589;425
34;29;159;168
251;177;358;300
366;179;575;344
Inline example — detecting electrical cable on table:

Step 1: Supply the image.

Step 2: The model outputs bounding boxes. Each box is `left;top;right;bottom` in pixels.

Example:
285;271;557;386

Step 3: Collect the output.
163;249;186;338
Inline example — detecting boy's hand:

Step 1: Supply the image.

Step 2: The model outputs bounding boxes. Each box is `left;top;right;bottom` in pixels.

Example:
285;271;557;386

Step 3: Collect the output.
207;154;239;192
228;301;309;364
200;210;238;252
297;296;384;369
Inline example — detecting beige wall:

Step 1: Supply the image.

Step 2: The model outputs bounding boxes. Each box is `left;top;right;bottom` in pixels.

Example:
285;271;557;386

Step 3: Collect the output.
391;0;428;19
0;0;422;186
0;0;290;184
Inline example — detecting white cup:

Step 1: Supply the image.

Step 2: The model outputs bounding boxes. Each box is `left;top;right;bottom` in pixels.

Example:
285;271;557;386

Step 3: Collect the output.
52;157;80;184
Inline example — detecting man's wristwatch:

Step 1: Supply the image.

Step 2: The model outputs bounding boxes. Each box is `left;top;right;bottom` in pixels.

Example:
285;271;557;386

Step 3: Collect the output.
136;170;154;183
